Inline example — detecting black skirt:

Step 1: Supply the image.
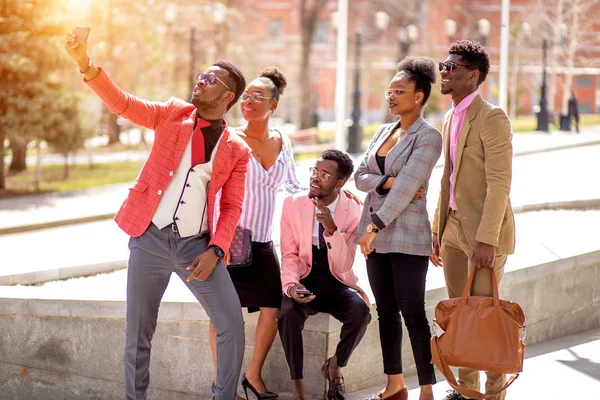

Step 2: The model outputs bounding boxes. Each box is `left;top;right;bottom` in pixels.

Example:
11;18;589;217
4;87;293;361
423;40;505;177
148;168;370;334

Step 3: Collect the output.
227;241;283;313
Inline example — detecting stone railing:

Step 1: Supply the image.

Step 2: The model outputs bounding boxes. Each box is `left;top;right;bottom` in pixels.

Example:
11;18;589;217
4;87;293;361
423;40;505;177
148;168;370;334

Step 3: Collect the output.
1;250;599;399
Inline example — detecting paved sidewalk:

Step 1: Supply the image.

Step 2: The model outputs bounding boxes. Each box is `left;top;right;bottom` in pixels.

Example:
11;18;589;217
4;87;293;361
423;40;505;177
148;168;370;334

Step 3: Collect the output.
275;328;600;399
1;128;600;234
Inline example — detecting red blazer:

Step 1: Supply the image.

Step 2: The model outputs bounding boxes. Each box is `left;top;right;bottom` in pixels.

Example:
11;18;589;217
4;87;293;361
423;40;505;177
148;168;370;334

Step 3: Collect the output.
85;69;250;253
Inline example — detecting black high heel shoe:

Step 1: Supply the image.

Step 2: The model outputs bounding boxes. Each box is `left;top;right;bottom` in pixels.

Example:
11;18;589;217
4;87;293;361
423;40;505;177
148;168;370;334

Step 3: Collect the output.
241;374;279;399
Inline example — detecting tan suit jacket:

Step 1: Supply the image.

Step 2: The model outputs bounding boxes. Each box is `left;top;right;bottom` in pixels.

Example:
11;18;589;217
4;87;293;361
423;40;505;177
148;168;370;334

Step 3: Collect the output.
432;95;515;255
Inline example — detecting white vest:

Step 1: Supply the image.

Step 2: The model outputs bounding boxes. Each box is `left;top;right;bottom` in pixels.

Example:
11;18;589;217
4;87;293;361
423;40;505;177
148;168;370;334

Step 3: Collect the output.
152;136;222;237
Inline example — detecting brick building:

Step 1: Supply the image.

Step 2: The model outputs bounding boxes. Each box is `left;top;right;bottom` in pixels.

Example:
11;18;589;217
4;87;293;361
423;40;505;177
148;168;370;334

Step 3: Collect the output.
246;0;600;126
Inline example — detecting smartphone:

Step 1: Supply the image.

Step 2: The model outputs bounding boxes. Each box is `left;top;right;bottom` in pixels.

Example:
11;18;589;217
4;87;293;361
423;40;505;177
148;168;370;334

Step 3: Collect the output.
73;26;91;44
295;289;313;296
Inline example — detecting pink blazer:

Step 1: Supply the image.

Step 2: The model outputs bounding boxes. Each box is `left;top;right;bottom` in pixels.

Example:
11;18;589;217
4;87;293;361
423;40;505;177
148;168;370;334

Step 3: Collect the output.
280;191;370;306
84;69;250;253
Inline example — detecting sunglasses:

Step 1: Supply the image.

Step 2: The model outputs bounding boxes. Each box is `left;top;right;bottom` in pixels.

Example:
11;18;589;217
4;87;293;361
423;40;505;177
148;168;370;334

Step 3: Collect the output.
241;92;273;102
195;72;231;90
438;61;474;72
309;166;337;182
385;88;415;99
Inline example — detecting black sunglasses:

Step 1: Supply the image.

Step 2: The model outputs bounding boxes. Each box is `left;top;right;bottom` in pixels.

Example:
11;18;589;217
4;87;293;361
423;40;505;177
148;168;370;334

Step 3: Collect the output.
439;61;474;72
195;72;231;90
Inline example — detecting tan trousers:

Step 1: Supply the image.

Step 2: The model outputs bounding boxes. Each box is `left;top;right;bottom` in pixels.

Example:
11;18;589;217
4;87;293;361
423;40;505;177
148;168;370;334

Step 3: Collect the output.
440;210;507;400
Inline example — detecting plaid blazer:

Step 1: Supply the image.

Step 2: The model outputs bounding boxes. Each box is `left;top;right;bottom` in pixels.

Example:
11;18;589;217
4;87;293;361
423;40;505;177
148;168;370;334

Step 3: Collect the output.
85;69;250;253
355;116;442;256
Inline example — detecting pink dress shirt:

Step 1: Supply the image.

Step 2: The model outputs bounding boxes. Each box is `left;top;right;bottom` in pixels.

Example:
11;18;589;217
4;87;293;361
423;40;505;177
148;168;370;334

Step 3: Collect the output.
449;91;479;210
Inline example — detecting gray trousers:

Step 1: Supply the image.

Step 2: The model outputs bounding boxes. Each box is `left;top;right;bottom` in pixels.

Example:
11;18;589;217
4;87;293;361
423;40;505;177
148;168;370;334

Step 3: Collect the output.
125;223;244;400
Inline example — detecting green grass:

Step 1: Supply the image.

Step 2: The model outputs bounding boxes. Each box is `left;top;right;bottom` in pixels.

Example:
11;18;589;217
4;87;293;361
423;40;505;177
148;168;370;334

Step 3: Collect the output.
512;114;600;133
3;161;141;198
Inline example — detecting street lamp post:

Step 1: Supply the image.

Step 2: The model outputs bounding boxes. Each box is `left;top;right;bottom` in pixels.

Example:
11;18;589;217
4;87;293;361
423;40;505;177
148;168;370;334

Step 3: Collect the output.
347;12;390;154
477;18;491;47
398;24;418;61
537;38;550;132
444;19;457;43
348;29;363;154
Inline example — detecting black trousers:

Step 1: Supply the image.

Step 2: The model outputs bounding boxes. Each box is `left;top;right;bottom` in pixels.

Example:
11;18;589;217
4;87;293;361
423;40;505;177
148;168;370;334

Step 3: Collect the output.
277;287;371;380
366;251;436;386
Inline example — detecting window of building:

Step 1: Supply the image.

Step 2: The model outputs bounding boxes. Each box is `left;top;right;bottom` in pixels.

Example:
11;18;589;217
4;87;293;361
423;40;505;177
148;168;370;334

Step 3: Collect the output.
313;20;329;44
579;102;592;114
575;76;593;88
268;19;284;43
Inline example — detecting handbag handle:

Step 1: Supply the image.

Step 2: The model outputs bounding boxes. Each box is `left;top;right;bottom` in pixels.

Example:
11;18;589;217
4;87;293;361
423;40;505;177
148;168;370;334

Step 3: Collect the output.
431;336;518;399
459;267;500;308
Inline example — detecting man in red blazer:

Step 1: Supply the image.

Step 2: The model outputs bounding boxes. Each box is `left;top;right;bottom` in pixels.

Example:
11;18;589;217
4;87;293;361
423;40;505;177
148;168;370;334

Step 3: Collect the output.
65;31;250;400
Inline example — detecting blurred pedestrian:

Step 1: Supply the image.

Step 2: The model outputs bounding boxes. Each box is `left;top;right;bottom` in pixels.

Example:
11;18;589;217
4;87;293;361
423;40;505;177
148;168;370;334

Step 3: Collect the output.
568;89;580;133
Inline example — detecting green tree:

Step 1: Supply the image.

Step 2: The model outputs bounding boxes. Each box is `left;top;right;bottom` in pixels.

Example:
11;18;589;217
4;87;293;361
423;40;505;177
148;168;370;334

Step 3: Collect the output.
0;0;71;187
42;93;92;179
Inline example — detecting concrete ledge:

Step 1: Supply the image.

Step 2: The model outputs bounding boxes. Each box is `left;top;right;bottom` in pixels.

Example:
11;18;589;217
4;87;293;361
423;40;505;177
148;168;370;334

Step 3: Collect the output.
0;260;127;286
0;213;115;236
1;250;599;399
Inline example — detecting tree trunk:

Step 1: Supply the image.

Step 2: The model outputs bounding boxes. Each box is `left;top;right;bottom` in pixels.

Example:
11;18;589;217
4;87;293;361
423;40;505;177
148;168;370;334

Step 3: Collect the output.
0;129;5;190
8;137;27;173
106;111;121;145
561;0;580;115
63;153;69;180
298;0;327;129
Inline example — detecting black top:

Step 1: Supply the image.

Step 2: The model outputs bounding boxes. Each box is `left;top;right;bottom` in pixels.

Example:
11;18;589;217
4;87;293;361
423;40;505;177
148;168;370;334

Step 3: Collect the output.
300;245;345;294
376;154;386;174
195;114;225;162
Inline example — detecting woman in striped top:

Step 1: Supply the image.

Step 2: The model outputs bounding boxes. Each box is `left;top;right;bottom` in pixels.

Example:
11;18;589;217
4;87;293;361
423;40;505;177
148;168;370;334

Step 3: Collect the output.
209;67;304;399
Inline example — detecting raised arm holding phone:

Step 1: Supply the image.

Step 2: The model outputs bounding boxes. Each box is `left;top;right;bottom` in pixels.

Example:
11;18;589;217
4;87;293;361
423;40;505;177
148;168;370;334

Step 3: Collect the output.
64;28;251;400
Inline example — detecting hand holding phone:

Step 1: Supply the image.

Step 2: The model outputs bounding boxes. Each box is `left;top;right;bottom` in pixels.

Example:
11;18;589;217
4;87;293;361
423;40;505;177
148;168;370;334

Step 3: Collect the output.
291;285;315;303
73;26;91;44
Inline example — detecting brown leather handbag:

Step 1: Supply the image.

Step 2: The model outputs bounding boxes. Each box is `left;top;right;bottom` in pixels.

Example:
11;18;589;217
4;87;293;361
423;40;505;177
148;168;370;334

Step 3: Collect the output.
430;268;526;399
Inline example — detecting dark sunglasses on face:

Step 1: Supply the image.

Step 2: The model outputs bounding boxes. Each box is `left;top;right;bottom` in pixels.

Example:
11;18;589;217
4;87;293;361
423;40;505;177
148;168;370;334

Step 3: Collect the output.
196;72;231;90
438;61;474;72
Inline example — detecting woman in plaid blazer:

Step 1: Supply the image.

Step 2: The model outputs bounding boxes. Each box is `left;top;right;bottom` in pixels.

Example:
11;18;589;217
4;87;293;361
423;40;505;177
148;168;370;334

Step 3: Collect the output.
356;57;443;400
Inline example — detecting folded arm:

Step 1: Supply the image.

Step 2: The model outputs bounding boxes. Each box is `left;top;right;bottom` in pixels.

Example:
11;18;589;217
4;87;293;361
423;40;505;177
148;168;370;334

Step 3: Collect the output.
372;131;442;229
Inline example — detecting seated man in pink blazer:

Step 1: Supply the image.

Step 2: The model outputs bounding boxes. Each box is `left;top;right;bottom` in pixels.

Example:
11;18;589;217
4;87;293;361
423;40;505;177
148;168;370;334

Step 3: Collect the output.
279;150;371;400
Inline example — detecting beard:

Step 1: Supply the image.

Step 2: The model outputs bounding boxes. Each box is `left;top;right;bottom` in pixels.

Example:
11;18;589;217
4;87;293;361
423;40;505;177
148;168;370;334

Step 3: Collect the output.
191;92;226;111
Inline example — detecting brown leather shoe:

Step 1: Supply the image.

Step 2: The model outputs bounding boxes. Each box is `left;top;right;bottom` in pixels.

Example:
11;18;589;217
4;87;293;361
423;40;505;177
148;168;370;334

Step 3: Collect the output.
327;377;347;400
322;358;347;400
364;387;407;400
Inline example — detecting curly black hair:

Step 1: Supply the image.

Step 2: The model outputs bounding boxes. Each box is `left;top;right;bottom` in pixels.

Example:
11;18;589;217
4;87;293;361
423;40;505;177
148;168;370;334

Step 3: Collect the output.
448;40;490;86
212;60;246;111
396;56;437;105
320;149;354;181
258;67;287;101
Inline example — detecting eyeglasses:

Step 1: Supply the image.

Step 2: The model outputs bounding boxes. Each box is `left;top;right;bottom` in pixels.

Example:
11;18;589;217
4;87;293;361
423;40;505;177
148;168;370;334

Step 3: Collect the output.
309;166;336;181
196;72;231;90
241;92;273;102
384;88;415;99
438;61;474;72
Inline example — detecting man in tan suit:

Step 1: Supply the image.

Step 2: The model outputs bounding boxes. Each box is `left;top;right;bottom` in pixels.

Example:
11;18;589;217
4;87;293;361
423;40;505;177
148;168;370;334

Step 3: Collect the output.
431;40;515;400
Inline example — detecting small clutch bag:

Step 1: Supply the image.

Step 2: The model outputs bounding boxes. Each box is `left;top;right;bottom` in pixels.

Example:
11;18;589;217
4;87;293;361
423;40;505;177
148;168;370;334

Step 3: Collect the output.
229;226;253;267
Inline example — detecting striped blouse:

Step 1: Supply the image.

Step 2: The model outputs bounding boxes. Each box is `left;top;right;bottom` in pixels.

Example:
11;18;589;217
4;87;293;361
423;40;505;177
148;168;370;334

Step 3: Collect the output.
238;131;305;242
